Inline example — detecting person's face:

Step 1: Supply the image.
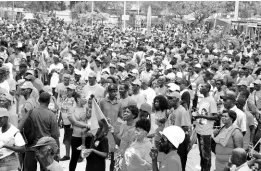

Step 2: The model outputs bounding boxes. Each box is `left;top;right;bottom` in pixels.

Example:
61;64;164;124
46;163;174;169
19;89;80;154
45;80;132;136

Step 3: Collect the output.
154;99;160;109
199;84;209;94
19;66;27;73
223;99;234;109
35;145;50;159
63;77;70;85
139;109;149;120
158;135;171;154
132;84;140;93
135;127;147;142
0;98;10;109
167;96;178;107
216;81;222;90
74;74;81;81
67;88;74;97
88;76;96;86
119;85;126;96
53;57;58;63
77;96;87;106
81;59;87;68
20;88;29;96
109;67;115;74
221;112;232;125
123;108;134;121
157;79;165;86
0;116;8;127
108;89;117;99
254;83;261;91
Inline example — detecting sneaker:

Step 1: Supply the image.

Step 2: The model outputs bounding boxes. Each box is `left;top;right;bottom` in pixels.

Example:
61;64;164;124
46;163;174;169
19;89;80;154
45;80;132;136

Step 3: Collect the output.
77;145;86;151
60;156;70;161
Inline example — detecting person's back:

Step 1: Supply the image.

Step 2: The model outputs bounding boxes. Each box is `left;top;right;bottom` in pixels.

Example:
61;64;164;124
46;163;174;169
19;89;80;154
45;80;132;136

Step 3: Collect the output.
30;106;60;145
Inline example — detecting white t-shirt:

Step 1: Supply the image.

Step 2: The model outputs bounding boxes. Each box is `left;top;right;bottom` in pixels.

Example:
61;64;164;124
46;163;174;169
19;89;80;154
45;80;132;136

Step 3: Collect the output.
140;88;156;107
48;63;64;88
0;80;10;93
83;83;105;102
46;160;63;171
0;124;25;159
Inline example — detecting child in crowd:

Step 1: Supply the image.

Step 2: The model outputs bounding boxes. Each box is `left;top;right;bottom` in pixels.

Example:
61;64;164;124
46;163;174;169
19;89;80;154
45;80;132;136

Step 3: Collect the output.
82;120;109;171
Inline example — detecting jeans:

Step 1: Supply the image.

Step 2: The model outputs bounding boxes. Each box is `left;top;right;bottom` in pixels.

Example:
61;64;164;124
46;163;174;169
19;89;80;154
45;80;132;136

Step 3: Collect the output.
197;134;211;171
178;134;189;171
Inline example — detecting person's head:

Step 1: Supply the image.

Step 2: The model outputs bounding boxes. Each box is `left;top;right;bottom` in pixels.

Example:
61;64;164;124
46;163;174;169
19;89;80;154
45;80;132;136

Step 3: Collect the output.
221;110;237;126
221;90;237;109
123;105;139;121
39;92;51;107
107;83;118;100
135;119;151;142
88;71;97;86
253;80;261;91
33;137;59;162
67;84;76;98
236;98;246;110
73;92;87;107
19;81;34;97
158;126;185;154
230;148;248;167
157;76;166;87
238;90;250;101
81;58;88;68
132;80;141;94
109;64;116;74
215;79;223;90
199;83;211;96
166;91;181;108
74;70;81;82
0;93;12;110
175;78;187;91
0;67;6;82
63;74;71;86
53;55;59;64
139;103;152;119
153;95;169;112
0;108;9;127
119;83;129;97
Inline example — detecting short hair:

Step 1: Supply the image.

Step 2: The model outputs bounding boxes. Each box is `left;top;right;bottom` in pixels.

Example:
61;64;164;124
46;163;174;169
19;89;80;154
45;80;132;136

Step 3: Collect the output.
240;90;250;99
120;83;129;91
225;110;237;123
125;105;139;119
135;119;151;133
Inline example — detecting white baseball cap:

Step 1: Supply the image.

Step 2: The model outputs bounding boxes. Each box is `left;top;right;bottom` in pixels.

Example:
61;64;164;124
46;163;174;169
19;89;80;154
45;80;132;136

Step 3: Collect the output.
160;126;185;148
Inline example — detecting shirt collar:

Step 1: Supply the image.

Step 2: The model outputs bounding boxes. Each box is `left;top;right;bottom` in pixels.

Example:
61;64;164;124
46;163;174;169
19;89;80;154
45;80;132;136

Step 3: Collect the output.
105;96;118;104
235;162;250;171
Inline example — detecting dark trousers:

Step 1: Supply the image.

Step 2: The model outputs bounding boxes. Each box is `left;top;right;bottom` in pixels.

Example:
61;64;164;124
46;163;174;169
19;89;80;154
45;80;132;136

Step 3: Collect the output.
69;136;92;171
177;134;189;171
23;151;45;171
109;152;115;171
197;134;211;171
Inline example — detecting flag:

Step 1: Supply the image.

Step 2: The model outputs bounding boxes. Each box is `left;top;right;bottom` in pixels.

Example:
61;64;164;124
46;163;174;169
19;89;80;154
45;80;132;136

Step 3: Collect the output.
89;99;109;135
146;6;151;36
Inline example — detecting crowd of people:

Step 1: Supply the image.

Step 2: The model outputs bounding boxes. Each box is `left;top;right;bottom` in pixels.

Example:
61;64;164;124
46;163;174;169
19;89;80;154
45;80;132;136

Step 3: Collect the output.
1;16;261;171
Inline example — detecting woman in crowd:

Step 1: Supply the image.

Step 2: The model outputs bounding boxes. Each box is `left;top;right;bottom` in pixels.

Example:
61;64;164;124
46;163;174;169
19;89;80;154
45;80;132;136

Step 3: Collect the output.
122;119;152;171
67;92;92;171
213;110;243;171
152;95;169;148
59;84;76;161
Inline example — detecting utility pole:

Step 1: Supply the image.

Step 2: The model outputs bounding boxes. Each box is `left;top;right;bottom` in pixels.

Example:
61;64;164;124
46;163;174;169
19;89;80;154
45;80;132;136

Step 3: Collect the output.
12;1;14;22
123;1;126;31
91;1;94;28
